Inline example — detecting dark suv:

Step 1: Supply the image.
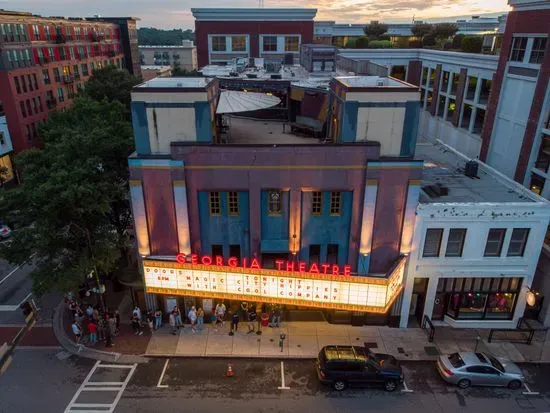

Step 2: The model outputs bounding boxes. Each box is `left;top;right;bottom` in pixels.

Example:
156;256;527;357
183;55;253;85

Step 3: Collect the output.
316;345;404;391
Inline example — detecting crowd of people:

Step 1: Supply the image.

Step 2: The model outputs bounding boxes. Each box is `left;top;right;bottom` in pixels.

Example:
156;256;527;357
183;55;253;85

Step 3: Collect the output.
67;298;121;347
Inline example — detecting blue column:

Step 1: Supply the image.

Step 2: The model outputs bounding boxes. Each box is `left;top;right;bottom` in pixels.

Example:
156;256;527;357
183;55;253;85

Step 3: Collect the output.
357;180;378;275
131;101;151;155
400;101;421;157
129;180;150;256
173;180;191;254
194;102;213;142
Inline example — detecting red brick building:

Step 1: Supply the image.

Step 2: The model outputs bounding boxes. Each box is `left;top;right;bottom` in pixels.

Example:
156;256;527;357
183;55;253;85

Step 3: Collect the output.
191;8;317;68
0;10;140;154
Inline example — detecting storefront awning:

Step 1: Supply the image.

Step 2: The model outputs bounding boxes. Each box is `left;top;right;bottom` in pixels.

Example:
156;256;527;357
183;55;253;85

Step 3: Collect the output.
216;90;281;114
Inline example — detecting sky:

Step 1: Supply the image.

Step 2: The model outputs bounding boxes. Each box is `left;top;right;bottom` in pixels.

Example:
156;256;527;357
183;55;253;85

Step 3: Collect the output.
0;0;510;29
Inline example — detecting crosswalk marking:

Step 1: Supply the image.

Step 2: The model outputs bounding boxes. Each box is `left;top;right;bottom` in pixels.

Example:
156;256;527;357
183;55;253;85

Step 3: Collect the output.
63;360;137;413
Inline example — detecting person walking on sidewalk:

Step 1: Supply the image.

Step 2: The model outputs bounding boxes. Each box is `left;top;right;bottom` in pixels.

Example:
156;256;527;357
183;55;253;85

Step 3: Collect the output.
169;310;177;335
133;306;142;325
270;306;282;328
215;302;226;327
197;307;204;331
71;321;82;344
174;306;183;329
247;306;257;334
154;309;163;330
230;311;240;335
88;320;98;345
188;306;197;333
131;315;143;335
104;314;114;347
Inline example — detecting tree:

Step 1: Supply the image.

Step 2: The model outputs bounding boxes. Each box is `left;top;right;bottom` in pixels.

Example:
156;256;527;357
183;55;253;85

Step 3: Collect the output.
452;34;465;49
171;67;201;77
137;28;194;45
422;33;436;46
461;36;483;53
411;23;432;39
0;97;134;295
0;166;9;187
84;66;141;112
368;40;393;49
355;36;370;48
432;23;458;39
364;22;388;39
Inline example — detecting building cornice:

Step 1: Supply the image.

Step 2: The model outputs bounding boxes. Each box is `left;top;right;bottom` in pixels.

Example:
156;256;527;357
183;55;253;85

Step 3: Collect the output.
191;8;317;21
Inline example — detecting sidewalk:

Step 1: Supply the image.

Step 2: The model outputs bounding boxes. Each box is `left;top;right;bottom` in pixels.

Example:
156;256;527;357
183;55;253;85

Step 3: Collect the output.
144;321;550;363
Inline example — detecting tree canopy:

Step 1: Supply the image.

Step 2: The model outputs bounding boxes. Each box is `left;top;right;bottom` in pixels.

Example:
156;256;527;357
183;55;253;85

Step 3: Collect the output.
0;68;138;295
84;65;141;111
432;23;459;39
364;22;388;38
138;28;194;45
411;23;433;38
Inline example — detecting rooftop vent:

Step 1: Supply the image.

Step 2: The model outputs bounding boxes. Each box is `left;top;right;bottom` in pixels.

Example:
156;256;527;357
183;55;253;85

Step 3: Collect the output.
464;160;478;178
376;79;384;87
246;73;258;79
422;183;449;198
271;74;282;80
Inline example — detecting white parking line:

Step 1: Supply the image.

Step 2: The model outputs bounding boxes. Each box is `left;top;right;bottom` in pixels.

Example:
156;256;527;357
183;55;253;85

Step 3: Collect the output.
522;382;539;395
0;264;23;286
63;360;137;413
401;379;414;393
277;361;290;390
0;292;33;312
157;359;170;388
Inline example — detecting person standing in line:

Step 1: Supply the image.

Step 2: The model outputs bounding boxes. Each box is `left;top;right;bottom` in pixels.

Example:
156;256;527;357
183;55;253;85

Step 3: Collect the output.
86;304;94;320
114;310;121;335
240;301;249;321
169;310;177;335
88;320;97;345
216;302;226;327
154;309;163;330
71;321;82;344
108;313;118;338
104;314;114;347
188;306;197;333
247;306;257;334
174;306;183;329
230;311;240;335
270;305;282;328
197;307;204;331
97;315;105;343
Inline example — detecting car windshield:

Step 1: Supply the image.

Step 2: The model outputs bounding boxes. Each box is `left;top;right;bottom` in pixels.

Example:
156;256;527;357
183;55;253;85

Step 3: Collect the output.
487;355;504;372
448;353;465;368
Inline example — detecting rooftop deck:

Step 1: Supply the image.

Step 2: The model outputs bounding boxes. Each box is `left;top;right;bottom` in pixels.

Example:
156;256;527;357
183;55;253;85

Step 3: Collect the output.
416;140;537;204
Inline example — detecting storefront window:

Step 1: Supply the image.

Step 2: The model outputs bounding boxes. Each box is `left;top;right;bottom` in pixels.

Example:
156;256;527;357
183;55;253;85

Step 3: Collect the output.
441;277;522;320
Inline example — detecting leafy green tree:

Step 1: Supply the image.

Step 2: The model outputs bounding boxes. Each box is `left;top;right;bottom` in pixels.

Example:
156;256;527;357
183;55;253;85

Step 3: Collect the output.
461;36;483;53
171;67;201;77
368;40;393;49
422;33;436;46
355;36;370;48
411;23;432;39
138;28;194;45
432;23;458;39
452;34;465;49
364;22;388;39
84;65;141;112
0;97;134;295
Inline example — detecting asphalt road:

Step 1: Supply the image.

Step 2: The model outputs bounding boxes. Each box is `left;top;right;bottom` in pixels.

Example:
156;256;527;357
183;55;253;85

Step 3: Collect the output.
1;349;549;413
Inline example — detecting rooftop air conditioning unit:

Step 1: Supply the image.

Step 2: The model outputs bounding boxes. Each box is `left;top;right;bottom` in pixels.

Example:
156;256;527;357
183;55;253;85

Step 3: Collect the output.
376;79;384;86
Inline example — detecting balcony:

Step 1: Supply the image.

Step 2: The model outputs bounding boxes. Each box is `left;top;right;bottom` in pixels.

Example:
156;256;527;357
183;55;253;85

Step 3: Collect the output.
107;50;116;58
38;57;49;65
63;75;74;84
91;32;105;42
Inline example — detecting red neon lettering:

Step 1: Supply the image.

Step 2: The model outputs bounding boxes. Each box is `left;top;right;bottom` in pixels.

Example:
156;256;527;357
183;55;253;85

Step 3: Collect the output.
286;261;295;272
242;258;248;268
176;253;186;264
321;264;330;274
215;256;223;266
228;257;238;267
332;265;339;276
309;262;320;273
275;260;284;271
298;262;306;272
343;265;351;276
201;255;212;265
190;254;198;265
250;258;260;270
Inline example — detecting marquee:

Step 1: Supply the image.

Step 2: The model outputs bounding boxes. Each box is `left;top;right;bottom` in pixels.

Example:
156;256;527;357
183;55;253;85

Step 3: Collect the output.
143;256;406;313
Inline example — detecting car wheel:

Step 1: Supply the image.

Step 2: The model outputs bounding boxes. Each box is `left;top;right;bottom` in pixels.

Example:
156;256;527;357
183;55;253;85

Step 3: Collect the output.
384;380;398;392
508;380;522;390
457;379;471;389
333;380;346;391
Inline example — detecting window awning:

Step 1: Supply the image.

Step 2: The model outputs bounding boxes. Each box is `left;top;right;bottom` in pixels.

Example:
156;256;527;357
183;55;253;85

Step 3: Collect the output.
216;90;281;114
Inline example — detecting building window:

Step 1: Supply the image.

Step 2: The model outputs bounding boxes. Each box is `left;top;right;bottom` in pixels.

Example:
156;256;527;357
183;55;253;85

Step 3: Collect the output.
81;63;89;76
19;101;27;118
530;173;545;195
327;244;339;264
32;74;38;90
284;36;299;52
529;37;547;64
263;36;278;52
0;131;4;146
535;134;550;173
37;96;43;112
57;87;65;102
53;68;61;82
268;190;282;215
507;228;529;257
20;76;27;93
14;77;21;94
309;244;321;264
445;229;466;257
306;191;321;216
510;37;528;62
42;69;50;85
329;192;341;215
32;24;40;38
26;99;32;116
211;36;226;52
484;229;506;257
229;244;241;260
227;191;239;215
231;36;246;52
212;244;223;257
423;228;443;258
48;47;56;62
209;191;221;215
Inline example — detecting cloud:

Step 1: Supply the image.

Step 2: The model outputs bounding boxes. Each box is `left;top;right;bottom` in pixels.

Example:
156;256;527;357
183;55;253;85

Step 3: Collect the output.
2;0;509;27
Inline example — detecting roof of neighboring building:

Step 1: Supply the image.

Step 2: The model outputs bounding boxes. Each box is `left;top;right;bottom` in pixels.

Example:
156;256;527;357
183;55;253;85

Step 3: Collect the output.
416;140;540;204
141;65;172;71
139;45;195;49
335;76;416;89
134;77;211;90
191;8;317;21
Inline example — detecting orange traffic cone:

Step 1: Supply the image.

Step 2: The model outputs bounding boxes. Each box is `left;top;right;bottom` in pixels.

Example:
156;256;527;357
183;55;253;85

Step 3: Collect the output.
226;363;234;377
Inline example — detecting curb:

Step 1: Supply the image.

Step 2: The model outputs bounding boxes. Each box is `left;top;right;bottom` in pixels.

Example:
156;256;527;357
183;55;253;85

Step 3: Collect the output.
52;300;150;364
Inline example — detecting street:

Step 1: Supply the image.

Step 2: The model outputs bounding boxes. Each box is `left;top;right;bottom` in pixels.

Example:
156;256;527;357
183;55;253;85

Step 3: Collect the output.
1;348;549;413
